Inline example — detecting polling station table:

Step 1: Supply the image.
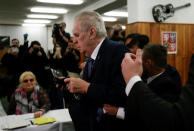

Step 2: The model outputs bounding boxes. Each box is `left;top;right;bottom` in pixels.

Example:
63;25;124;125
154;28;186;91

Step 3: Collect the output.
0;109;75;131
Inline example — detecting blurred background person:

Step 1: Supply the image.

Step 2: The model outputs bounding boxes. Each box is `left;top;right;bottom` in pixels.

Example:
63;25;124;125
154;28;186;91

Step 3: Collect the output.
111;24;125;43
125;33;149;54
48;42;68;109
0;65;15;115
125;33;181;86
64;40;81;78
105;26;114;39
1;38;28;82
49;42;68;77
21;41;54;91
1;38;28;101
52;22;71;52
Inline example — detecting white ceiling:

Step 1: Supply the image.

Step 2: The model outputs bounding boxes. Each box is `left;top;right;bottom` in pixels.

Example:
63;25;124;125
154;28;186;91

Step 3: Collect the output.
0;0;127;25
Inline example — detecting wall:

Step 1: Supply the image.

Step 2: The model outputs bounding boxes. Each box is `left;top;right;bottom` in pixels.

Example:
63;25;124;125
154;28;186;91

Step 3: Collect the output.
47;26;53;51
128;0;193;24
63;0;117;35
0;25;48;51
0;25;49;62
127;0;194;85
126;22;194;85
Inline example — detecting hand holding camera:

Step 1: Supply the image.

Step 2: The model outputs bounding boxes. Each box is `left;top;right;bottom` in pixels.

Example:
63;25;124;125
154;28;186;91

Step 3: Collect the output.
9;46;19;55
29;47;42;56
52;23;62;38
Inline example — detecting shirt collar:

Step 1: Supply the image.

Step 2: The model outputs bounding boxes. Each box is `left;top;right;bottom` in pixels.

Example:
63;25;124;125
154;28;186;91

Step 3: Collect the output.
147;72;164;84
91;38;105;60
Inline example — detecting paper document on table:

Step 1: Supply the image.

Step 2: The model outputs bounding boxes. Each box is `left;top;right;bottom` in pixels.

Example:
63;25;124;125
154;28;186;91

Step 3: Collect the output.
16;113;34;120
0;115;31;130
43;109;72;122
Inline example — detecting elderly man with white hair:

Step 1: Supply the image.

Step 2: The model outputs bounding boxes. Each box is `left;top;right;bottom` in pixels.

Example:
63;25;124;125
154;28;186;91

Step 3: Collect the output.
64;11;129;131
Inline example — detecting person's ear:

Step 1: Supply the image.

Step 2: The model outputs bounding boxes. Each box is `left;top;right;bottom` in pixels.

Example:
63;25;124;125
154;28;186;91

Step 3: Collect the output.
145;59;152;66
146;59;155;68
89;27;97;40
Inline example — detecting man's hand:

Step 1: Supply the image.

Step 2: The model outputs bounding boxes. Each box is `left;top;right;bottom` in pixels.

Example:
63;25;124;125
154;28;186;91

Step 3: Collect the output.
37;50;42;56
121;49;143;84
104;104;118;116
64;78;90;94
29;47;33;54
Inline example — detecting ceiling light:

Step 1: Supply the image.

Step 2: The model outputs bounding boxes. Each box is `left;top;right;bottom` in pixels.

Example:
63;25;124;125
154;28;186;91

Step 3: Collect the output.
31;7;68;14
37;0;84;5
104;11;128;17
102;17;117;22
24;19;51;24
122;25;126;30
22;24;46;27
27;14;58;19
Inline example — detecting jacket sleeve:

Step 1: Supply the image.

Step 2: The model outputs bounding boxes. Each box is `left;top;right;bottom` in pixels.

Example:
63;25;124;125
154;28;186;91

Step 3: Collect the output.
125;81;176;131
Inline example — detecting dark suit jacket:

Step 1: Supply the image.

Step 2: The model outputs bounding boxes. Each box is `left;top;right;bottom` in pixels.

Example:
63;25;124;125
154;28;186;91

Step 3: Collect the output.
125;54;194;131
148;71;181;103
165;65;182;88
68;38;129;131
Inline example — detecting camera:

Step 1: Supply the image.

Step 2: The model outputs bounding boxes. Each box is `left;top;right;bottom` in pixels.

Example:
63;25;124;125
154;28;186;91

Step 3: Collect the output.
56;77;67;89
33;48;40;54
52;23;62;38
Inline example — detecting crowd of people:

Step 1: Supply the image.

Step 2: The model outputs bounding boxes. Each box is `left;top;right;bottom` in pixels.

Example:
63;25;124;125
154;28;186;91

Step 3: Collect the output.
0;21;81;114
0;10;193;131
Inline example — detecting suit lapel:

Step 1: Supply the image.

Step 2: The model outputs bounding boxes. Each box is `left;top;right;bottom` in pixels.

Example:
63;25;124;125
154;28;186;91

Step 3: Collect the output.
89;38;109;79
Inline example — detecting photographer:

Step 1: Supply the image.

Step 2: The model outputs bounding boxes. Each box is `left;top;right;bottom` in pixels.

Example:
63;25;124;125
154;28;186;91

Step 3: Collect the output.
1;38;28;93
21;41;53;92
52;22;71;52
64;40;81;76
49;43;68;77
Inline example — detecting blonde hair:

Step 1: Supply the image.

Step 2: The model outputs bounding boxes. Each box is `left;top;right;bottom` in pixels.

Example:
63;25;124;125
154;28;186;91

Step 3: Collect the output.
19;71;37;84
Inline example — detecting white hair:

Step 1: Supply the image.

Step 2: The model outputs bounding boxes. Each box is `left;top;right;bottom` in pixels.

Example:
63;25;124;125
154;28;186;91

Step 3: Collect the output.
75;11;107;38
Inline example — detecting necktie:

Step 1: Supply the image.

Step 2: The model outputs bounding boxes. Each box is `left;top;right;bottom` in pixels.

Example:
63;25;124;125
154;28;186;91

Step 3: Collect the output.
87;58;94;78
96;108;103;122
87;58;103;122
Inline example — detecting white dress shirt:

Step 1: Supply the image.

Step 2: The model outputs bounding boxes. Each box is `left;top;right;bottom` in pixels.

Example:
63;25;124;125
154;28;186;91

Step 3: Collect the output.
90;38;104;60
117;72;165;119
147;72;164;84
116;75;141;119
89;38;107;113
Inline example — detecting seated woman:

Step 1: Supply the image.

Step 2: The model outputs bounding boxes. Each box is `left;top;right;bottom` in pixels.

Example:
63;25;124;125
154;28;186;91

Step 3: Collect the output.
8;71;51;118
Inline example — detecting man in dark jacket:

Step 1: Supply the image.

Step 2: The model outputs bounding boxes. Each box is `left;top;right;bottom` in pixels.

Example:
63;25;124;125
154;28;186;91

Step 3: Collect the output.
64;11;129;131
122;49;194;131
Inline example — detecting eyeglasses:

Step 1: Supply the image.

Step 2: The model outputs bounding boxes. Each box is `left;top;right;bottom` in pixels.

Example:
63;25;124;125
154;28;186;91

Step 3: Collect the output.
23;79;34;83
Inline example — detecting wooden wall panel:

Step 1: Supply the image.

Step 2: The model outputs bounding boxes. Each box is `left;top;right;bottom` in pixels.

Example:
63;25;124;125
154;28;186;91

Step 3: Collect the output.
125;23;138;37
126;22;194;85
